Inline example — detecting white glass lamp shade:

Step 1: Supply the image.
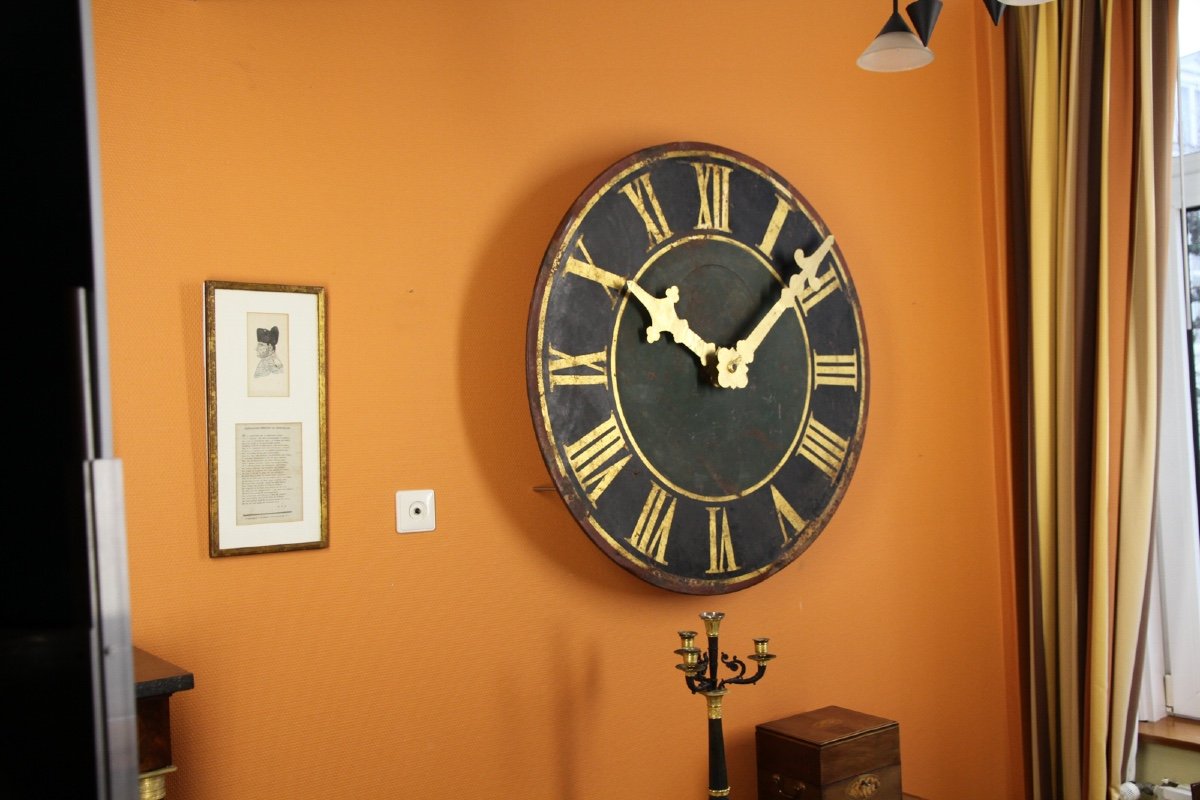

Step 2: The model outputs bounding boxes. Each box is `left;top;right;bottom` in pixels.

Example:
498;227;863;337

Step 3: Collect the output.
857;23;934;72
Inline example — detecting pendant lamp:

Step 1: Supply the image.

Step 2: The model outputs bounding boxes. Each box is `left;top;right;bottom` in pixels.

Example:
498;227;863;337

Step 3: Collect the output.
905;0;943;47
857;0;934;72
981;0;1006;24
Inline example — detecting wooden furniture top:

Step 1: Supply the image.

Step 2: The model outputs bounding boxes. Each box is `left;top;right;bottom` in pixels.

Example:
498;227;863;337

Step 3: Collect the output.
134;647;194;699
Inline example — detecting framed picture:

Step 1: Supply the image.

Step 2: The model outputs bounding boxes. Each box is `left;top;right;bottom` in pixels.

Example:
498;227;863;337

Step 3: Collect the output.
204;281;328;556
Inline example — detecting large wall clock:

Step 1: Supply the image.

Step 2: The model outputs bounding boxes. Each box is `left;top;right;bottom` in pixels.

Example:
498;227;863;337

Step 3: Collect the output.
526;142;868;594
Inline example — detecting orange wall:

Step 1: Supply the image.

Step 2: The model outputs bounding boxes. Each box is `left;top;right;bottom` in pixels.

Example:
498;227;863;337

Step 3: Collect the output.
92;1;1021;798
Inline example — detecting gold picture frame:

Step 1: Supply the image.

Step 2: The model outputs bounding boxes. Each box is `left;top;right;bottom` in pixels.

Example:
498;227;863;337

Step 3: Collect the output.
204;281;328;556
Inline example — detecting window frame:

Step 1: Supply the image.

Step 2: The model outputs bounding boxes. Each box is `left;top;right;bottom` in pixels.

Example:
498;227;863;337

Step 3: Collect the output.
1149;144;1200;721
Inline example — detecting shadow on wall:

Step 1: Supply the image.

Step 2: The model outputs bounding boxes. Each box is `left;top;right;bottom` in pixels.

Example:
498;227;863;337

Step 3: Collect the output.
453;142;679;598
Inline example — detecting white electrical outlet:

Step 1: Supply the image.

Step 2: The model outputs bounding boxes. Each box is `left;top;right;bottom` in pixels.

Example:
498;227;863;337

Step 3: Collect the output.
396;490;436;533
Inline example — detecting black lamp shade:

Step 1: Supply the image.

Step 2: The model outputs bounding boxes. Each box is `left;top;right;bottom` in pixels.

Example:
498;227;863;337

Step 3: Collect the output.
877;8;914;37
982;0;1006;25
905;0;943;46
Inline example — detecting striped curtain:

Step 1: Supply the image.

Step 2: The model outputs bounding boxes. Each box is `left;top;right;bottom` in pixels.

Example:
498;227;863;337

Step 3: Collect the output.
1005;2;1178;798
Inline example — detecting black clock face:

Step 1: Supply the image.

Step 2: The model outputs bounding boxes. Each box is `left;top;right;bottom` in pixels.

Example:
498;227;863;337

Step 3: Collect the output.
527;143;868;594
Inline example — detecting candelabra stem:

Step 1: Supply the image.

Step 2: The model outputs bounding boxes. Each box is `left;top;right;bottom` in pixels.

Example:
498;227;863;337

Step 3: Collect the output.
704;691;730;797
707;718;729;796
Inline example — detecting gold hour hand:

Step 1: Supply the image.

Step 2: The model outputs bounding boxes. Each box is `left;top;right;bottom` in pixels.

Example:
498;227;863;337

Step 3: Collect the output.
714;235;835;390
626;281;717;366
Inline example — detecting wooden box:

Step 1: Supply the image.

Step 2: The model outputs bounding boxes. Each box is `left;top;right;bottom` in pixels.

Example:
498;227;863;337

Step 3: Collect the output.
756;706;901;800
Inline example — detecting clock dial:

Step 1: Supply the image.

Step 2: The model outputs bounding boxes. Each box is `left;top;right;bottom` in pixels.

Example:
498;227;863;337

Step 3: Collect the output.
527;143;868;594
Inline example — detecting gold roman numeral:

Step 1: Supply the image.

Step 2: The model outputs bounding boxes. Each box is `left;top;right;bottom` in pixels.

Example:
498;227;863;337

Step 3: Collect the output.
564;414;631;505
813;351;859;388
705;507;738;574
796;418;849;480
564;237;626;306
629;483;676;565
620;173;673;248
769;484;808;544
692;162;731;232
547;346;608;389
756;195;790;257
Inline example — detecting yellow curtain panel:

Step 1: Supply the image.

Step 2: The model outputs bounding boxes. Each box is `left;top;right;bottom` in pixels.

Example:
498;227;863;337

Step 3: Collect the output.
1008;1;1178;798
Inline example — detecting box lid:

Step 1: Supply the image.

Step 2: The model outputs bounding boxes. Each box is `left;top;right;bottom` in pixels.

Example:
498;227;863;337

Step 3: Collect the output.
757;705;897;747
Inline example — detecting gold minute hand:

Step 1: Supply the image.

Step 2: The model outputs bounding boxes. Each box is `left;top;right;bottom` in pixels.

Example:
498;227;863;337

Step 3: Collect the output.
791;234;835;296
714;235;835;390
626;281;717;366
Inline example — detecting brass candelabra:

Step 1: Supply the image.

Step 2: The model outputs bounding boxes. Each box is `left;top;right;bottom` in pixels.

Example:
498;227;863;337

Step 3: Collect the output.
674;612;776;798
